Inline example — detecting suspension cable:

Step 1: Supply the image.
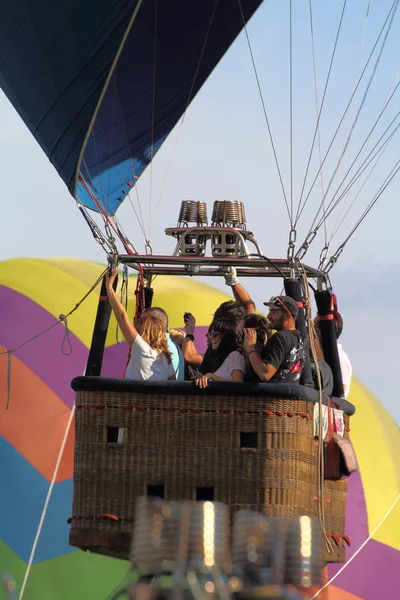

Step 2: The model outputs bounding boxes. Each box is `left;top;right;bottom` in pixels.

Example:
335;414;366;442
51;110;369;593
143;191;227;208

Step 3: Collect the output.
296;69;400;260
289;0;294;223
90;121;146;247
238;0;291;224
294;0;399;228
300;0;400;230
308;0;328;249
295;114;400;262
149;0;158;235
295;0;348;225
325;155;400;272
147;0;220;239
78;174;134;255
112;74;148;237
76;202;116;254
318;132;395;268
327;63;400;240
313;106;400;233
327;123;399;242
326;0;371;245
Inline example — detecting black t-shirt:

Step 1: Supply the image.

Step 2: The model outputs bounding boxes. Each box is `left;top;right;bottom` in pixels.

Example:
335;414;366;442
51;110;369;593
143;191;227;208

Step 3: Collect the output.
260;329;305;383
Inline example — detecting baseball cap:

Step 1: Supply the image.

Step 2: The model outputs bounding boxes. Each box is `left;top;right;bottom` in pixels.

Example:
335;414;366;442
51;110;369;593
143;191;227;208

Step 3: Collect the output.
263;295;299;318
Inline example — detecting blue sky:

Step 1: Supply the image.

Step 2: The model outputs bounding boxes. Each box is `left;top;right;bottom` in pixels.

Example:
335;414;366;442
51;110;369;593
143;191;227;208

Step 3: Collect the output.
1;0;399;423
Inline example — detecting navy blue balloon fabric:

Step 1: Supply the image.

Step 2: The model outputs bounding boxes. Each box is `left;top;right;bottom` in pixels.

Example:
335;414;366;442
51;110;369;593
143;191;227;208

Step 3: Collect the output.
0;0;262;214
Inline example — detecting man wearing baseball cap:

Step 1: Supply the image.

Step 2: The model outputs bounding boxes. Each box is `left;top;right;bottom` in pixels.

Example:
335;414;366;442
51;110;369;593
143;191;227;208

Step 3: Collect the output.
243;295;305;383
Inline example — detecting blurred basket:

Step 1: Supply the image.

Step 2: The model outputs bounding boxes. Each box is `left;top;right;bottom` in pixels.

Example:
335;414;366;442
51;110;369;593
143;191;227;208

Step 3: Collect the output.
69;382;351;562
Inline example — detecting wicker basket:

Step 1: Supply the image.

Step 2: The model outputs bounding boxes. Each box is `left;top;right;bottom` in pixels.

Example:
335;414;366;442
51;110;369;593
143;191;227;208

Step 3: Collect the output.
69;379;352;563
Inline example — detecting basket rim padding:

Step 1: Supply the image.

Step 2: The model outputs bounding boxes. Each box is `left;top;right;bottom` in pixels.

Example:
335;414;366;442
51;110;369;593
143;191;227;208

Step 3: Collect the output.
71;377;355;416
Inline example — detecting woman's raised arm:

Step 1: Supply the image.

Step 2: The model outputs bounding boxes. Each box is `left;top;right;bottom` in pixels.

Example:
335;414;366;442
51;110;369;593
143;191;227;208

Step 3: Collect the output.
106;268;138;347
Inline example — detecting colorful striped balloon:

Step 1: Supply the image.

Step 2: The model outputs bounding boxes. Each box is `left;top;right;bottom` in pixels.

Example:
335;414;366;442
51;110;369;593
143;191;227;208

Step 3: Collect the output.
0;258;398;599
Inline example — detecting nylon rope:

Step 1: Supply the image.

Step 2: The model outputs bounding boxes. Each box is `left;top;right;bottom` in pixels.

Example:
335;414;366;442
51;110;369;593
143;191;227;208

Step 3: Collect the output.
311;493;400;598
299;264;333;555
116;265;129;344
79;173;136;255
18;406;76;599
79;171;120;253
294;0;399;229
238;0;291;224
1;268;108;409
86;126;143;252
87;128;140;255
75;201;115;253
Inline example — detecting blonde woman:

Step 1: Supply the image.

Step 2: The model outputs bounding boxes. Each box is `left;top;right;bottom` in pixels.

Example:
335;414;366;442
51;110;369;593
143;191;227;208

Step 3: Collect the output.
106;268;176;381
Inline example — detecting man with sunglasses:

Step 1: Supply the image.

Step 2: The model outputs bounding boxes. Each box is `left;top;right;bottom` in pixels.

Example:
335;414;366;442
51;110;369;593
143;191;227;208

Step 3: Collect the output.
243;295;305;383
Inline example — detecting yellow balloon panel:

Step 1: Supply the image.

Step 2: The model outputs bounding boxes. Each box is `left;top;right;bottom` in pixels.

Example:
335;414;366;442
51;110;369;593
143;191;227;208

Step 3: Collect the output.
349;378;400;550
0;258;98;348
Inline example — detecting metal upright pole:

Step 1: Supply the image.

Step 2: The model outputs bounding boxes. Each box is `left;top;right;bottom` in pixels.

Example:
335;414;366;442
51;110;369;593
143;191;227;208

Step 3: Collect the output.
85;274;117;376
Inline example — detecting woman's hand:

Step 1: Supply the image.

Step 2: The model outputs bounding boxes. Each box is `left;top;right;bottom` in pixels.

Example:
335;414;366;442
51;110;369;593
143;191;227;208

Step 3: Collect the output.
195;373;212;389
243;327;257;353
105;267;118;290
184;312;196;335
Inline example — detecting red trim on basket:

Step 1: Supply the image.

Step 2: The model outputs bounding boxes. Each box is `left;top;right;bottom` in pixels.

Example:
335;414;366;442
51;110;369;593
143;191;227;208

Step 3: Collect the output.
312;496;332;504
67;513;123;523
341;534;351;546
327;532;351;547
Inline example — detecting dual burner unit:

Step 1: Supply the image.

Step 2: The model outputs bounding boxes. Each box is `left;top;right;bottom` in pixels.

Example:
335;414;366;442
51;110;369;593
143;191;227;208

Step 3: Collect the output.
165;200;263;258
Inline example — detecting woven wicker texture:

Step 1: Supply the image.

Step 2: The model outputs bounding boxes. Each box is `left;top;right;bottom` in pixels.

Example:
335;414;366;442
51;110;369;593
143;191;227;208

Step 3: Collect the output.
69;389;350;562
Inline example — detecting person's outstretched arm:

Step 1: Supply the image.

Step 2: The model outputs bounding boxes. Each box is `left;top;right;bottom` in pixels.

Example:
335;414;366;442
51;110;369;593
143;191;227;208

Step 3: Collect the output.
106;268;138;347
224;267;256;314
182;312;204;365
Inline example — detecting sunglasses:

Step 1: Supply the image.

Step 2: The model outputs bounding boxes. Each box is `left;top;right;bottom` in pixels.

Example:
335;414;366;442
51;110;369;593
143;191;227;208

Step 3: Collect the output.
207;330;221;339
268;296;292;316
